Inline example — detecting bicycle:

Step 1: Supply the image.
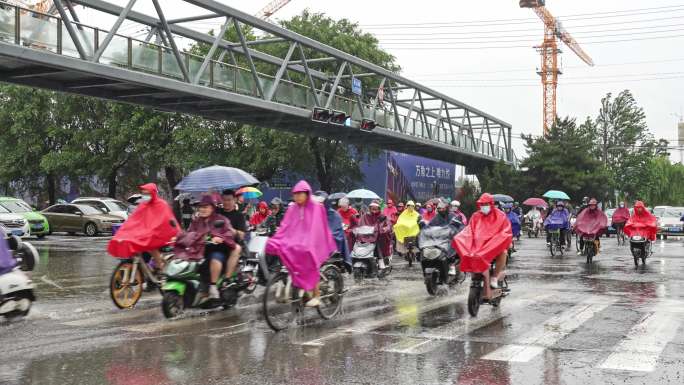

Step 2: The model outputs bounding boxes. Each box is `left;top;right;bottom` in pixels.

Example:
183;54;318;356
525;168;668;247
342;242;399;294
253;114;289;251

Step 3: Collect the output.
262;257;346;332
547;228;564;257
615;223;626;246
110;249;172;309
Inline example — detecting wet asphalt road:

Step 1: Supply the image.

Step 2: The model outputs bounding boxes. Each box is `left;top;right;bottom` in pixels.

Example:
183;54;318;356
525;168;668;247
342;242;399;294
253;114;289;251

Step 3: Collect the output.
1;234;684;385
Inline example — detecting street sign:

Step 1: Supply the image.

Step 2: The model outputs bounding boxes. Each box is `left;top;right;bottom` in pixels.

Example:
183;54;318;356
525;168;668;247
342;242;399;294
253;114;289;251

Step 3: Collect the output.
351;77;362;96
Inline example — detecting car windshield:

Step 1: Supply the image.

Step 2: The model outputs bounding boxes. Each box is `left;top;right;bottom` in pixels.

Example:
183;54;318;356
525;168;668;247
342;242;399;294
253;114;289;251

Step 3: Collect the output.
105;201;128;211
0;200;32;213
75;205;103;215
655;208;683;218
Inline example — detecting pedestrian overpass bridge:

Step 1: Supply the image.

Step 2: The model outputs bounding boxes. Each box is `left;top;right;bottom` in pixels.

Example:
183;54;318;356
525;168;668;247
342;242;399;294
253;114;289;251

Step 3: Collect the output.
0;0;516;171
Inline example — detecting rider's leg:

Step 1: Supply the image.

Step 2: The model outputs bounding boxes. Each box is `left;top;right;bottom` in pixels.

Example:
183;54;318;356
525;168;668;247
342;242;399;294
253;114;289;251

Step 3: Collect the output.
560;229;566;246
546;228;552;245
224;244;242;279
207;251;226;299
149;249;164;271
491;250;508;288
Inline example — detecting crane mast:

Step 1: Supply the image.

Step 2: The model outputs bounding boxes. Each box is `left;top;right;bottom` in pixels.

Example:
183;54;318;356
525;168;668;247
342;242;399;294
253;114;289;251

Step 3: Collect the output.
520;0;594;136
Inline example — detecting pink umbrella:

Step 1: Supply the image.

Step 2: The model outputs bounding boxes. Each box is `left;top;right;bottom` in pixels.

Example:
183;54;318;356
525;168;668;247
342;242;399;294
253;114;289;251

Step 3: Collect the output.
523;197;548;207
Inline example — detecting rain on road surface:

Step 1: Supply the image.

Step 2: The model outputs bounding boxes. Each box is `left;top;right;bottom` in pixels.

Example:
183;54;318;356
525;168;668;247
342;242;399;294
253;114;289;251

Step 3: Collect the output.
1;234;683;385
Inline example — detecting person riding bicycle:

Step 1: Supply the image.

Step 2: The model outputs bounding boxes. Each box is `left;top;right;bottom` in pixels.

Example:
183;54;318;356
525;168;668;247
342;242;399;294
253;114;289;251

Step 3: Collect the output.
183;195;242;300
503;203;521;242
108;183;180;273
394;200;421;260
611;202;630;239
357;201;393;273
544;201;570;248
265;181;337;307
624;201;657;241
524;206;543;233
450;200;468;225
452;193;512;290
575;198;608;255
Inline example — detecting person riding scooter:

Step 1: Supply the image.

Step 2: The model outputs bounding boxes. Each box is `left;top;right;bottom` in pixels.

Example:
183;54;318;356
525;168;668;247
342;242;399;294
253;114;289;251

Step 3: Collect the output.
452;193;512;292
624;201;657;241
182;195;242;300
575;198;608;255
357;201;393;273
394;200;420;264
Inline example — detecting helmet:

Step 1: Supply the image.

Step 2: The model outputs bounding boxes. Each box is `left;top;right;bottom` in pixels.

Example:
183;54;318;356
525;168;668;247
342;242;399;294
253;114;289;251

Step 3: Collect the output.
437;199;449;210
556;201;565;207
369;201;381;208
270;197;283;206
406;200;415;207
582;196;590;204
450;200;461;207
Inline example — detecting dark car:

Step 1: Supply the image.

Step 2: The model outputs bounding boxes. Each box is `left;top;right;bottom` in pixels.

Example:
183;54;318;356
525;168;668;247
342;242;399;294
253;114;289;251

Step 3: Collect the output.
41;204;124;236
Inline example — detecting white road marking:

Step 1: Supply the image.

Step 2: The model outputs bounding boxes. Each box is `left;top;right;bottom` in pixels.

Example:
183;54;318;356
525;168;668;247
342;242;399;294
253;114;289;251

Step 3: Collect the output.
599;311;680;372
482;297;615;362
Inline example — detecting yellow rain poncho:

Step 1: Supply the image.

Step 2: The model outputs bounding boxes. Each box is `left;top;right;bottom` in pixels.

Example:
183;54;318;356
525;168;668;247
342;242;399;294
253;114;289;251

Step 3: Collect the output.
393;208;420;243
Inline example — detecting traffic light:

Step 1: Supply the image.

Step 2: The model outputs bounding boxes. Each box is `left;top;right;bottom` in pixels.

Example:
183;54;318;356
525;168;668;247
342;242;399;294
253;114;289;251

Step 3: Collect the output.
519;0;544;7
311;107;331;123
329;110;347;126
360;119;376;131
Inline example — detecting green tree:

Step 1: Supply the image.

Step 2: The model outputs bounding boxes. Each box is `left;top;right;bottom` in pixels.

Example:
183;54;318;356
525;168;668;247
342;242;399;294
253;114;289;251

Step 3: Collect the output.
638;156;684;206
594;90;661;200
521;117;612;203
477;161;529;201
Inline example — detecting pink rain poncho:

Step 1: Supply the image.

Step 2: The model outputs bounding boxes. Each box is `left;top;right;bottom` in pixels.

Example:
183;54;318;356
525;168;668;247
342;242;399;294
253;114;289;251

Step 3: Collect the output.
265;181;337;290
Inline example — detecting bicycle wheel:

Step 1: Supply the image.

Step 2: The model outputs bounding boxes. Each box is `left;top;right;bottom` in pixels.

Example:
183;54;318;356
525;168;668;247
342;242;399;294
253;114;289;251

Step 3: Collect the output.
110;260;144;309
317;265;344;320
263;272;296;332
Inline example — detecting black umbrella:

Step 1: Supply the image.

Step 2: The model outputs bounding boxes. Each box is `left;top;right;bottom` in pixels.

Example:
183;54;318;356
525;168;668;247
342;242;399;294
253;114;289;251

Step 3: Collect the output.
493;194;514;203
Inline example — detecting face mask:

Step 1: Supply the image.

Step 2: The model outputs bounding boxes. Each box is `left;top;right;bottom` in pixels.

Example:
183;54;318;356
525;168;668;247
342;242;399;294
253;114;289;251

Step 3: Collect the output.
619;203;625;208
140;194;151;202
480;205;491;215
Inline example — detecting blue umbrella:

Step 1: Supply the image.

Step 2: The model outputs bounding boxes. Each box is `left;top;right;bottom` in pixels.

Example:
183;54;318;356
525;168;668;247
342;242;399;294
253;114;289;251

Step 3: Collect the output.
543;190;571;200
346;189;380;200
175;165;259;192
493;194;514;203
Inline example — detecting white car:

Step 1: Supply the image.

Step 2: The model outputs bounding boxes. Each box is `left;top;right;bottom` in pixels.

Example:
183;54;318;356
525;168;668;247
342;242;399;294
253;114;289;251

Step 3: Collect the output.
0;204;30;237
654;206;684;239
71;197;129;220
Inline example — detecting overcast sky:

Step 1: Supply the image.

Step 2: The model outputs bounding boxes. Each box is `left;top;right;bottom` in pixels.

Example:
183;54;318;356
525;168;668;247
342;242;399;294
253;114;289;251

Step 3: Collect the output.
83;0;684;160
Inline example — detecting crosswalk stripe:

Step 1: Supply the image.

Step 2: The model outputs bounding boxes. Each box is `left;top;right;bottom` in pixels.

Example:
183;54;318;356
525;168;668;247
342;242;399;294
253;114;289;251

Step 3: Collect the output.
599;311;680;372
482;297;615;362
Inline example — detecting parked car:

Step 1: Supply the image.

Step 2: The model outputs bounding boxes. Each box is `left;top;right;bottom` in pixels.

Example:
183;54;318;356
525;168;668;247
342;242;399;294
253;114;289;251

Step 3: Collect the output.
654;206;684;239
41;204;124;236
0;204;29;237
0;197;50;238
71;197;129;220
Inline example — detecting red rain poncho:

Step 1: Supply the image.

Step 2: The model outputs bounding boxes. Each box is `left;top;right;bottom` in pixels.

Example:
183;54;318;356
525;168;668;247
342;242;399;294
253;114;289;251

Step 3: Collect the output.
611;206;630;224
265;181;337;291
574;204;608;237
383;200;399;224
624;201;657;241
107;183;180;258
357;210;393;258
249;201;271;226
452;193;512;273
422;204;436;223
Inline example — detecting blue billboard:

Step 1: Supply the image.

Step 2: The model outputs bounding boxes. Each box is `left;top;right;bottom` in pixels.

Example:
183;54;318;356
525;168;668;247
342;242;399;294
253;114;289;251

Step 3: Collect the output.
385;152;456;203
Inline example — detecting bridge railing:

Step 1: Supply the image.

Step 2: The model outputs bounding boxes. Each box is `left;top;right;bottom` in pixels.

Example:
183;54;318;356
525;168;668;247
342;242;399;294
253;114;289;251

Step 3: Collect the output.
0;1;511;163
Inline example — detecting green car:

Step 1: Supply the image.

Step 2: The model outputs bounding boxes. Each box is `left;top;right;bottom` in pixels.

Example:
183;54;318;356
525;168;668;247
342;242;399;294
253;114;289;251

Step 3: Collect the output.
0;197;50;238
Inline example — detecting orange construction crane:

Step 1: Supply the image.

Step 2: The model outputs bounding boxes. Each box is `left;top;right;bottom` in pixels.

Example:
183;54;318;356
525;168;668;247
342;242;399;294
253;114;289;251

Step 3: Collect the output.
519;0;594;136
255;0;292;21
